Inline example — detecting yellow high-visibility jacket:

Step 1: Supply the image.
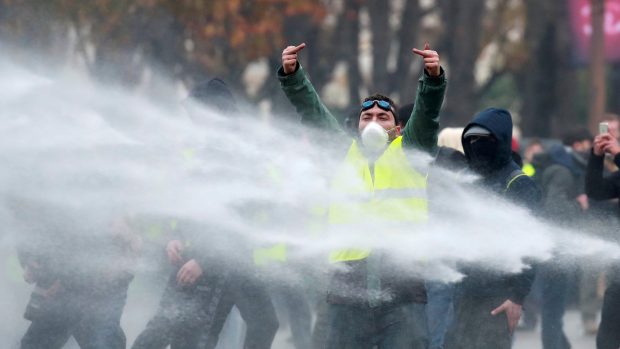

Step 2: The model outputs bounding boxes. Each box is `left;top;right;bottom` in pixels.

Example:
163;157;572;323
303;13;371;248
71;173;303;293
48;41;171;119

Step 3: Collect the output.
328;136;428;263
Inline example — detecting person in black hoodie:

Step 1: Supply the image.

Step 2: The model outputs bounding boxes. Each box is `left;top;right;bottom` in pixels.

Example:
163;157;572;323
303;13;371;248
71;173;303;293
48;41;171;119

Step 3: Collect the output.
586;132;620;349
444;108;541;349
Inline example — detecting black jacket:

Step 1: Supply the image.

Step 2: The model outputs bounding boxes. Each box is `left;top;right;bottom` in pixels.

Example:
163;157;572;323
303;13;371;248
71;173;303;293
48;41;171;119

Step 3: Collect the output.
540;145;587;222
459;108;542;304
586;152;620;218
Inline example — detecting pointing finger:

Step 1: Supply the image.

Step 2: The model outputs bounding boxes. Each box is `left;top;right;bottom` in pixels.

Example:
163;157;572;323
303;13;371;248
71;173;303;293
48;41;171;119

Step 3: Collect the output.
412;48;438;58
491;303;505;316
412;48;425;57
424;42;430;50
286;43;306;54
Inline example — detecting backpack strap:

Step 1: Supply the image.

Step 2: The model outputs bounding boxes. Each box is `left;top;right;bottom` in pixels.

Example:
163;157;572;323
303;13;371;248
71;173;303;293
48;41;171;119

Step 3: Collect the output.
505;169;527;192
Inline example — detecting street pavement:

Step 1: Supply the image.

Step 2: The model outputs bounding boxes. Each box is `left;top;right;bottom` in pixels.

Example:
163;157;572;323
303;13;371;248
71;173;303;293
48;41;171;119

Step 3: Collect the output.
513;310;597;349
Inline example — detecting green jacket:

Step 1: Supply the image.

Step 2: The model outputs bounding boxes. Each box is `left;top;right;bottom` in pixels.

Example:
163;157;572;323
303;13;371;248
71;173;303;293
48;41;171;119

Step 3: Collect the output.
277;64;446;154
277;64;446;305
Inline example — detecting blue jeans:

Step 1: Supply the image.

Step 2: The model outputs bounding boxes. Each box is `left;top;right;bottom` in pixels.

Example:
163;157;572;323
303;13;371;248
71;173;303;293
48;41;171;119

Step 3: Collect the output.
425;282;454;349
325;302;428;349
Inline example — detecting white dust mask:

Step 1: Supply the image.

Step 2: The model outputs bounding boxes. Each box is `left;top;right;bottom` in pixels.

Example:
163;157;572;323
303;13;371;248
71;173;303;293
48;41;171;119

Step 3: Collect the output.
361;121;389;152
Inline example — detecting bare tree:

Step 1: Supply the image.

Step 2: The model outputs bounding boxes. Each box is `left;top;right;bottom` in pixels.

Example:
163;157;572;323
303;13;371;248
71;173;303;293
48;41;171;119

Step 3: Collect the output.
437;0;486;127
368;0;391;93
516;0;579;137
391;0;423;103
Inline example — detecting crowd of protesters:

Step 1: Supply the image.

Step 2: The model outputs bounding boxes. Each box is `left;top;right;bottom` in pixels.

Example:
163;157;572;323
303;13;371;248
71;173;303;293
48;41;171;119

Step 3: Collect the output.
11;40;620;349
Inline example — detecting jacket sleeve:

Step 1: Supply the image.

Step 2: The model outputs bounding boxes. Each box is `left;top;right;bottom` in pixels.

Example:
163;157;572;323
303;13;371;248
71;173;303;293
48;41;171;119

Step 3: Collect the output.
586;152;620;200
505;175;542;304
401;68;447;153
277;64;346;137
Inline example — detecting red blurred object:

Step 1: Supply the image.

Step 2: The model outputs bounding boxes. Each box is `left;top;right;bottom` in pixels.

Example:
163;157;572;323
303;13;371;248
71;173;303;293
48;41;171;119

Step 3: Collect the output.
570;0;620;62
511;137;520;152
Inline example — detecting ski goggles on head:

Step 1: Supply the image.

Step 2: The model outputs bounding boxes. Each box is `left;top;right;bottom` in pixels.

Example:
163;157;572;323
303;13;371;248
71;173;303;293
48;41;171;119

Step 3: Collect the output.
360;100;394;113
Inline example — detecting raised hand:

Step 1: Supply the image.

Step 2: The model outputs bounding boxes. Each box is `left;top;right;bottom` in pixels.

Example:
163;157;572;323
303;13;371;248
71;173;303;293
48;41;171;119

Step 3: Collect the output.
412;42;441;77
282;43;306;75
594;133;620;156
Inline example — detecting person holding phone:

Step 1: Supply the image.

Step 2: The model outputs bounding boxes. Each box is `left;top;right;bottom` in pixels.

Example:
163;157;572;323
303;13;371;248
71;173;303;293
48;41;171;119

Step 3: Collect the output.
586;127;620;349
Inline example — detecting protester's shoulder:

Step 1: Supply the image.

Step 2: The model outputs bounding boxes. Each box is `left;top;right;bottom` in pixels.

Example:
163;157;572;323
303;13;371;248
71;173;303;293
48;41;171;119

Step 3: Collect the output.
507;172;542;203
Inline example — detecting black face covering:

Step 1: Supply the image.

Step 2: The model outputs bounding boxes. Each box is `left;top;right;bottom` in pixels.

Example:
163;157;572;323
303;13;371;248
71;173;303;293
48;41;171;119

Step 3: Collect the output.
466;136;498;174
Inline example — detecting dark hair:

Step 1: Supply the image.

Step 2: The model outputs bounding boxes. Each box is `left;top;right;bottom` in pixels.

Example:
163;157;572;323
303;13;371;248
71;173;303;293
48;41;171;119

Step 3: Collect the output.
561;128;592;146
527;138;543;147
361;93;399;124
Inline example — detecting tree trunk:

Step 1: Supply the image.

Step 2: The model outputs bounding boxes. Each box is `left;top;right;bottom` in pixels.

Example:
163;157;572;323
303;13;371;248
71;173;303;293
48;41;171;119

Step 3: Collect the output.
392;0;421;103
342;0;362;107
368;0;391;94
551;0;581;136
516;0;579;138
589;0;606;132
438;0;485;127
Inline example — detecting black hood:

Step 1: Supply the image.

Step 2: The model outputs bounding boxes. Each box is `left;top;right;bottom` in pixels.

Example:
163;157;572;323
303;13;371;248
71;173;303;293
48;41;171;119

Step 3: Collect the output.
462;108;514;171
189;78;238;114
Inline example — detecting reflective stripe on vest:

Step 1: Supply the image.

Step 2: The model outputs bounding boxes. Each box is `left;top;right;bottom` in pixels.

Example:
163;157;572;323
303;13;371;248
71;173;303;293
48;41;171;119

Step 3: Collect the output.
252;164;288;266
328;136;428;263
253;242;288;266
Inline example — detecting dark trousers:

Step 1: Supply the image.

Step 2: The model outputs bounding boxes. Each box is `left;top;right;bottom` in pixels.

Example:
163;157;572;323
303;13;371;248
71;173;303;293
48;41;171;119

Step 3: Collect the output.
324;302;428;349
540;263;571;349
197;274;279;349
597;280;620;349
271;284;313;349
21;279;131;349
131;271;227;349
444;294;512;349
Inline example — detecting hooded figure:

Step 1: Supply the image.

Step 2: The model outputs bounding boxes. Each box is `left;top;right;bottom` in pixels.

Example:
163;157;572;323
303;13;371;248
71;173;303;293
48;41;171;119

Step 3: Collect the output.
189;78;238;113
445;108;541;349
460;108;540;203
185;78;240;128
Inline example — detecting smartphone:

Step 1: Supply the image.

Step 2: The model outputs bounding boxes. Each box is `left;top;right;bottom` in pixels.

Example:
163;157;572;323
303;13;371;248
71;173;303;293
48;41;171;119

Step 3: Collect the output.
600;122;609;135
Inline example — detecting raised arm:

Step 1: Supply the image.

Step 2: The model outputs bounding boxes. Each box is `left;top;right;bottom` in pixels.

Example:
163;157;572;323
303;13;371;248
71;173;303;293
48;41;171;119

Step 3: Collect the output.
401;43;446;153
277;43;346;136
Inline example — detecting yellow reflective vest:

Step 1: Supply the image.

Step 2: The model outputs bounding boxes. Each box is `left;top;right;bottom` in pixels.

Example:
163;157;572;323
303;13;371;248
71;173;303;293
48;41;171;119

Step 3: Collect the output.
252;164;289;266
523;163;536;177
328;136;428;263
